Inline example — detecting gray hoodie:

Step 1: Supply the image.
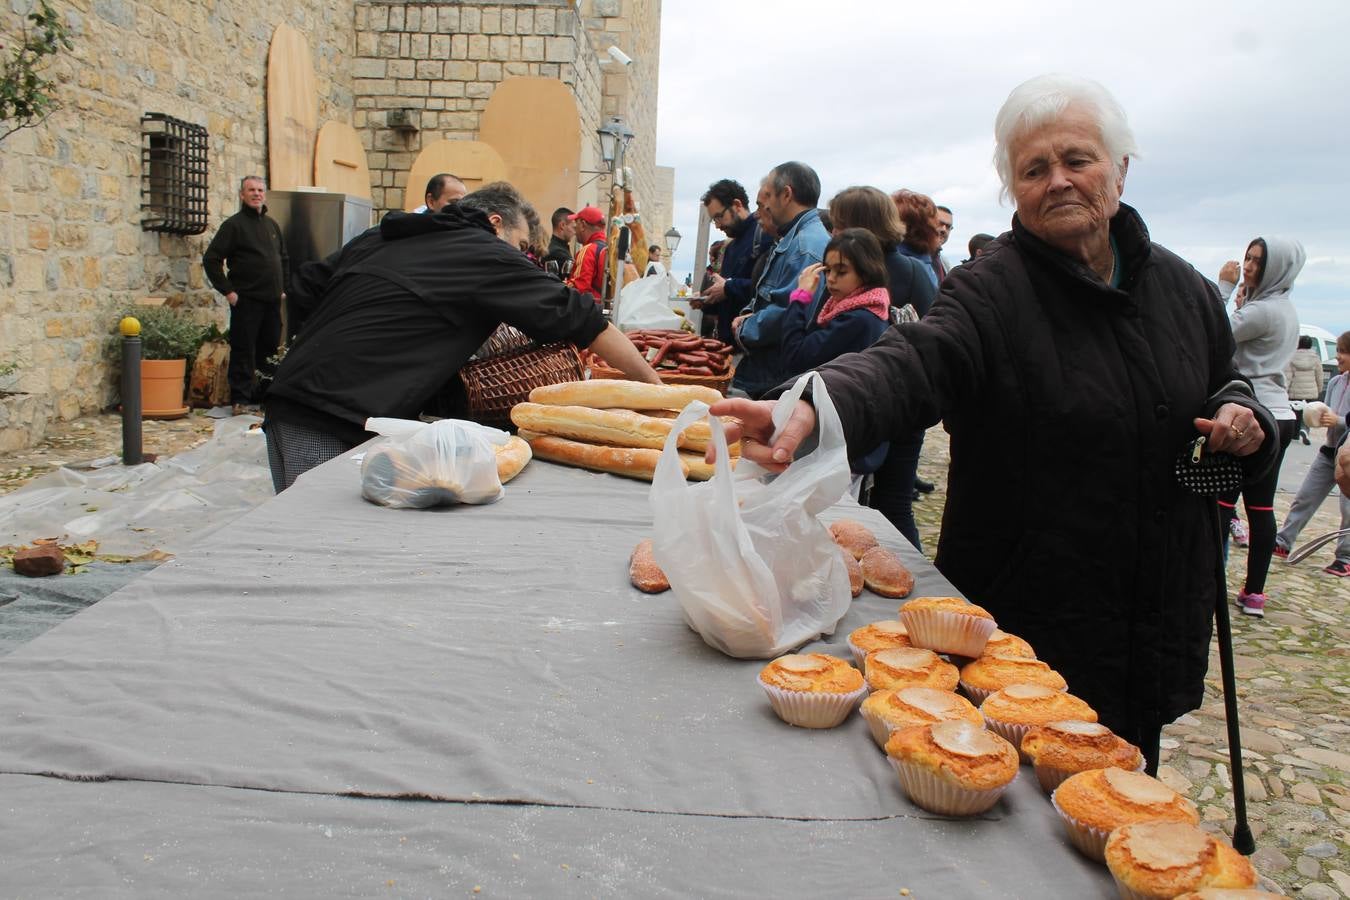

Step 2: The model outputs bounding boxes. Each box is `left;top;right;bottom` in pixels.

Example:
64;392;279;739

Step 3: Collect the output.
1219;236;1304;419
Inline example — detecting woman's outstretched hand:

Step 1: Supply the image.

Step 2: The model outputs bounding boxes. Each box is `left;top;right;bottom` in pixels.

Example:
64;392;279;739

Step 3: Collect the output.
707;398;817;473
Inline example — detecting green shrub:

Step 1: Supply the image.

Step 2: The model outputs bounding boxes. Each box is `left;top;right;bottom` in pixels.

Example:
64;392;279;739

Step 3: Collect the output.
121;306;209;362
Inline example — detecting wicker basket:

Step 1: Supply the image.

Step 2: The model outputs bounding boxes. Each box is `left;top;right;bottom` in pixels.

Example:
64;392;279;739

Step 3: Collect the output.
586;358;734;395
460;335;583;430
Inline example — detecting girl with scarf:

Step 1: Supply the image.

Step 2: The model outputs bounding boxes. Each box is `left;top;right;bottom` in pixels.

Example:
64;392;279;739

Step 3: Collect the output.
781;228;891;492
1216;236;1305;616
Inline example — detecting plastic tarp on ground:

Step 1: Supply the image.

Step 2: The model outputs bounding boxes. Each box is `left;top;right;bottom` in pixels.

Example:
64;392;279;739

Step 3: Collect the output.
0;447;1114;897
0;416;273;557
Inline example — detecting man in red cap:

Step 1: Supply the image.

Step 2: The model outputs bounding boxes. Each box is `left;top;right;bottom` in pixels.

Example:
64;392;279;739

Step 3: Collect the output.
566;205;607;301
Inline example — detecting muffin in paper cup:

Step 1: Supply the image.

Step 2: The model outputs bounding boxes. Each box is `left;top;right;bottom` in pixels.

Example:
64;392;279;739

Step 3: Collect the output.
884;721;1019;817
1051;792;1112;861
888;757;1012;817
859;699;896;746
758;675;867;728
847;639;868;669
899;598;997;657
961;681;995;706
1035;754;1145;795
984;715;1034;759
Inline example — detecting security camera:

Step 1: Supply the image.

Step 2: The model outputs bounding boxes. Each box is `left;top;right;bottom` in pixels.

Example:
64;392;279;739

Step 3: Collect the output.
607;45;633;67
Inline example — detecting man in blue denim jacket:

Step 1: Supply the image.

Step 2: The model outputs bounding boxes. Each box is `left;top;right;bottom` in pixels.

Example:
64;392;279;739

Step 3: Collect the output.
732;161;830;397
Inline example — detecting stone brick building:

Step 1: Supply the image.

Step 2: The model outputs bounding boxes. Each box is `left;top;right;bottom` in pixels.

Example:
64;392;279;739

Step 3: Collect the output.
0;0;668;450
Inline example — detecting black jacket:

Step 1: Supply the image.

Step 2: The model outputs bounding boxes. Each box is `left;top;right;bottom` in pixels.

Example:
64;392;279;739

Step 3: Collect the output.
543;234;573;272
800;204;1278;738
884;245;937;318
202;204;288;300
265;207;607;445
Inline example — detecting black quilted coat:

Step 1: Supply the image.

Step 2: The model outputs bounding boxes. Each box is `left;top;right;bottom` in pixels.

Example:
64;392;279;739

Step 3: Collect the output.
808;204;1278;743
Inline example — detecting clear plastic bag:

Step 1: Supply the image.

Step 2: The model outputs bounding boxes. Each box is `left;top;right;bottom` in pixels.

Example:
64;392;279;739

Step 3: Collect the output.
360;419;507;508
613;272;682;332
649;372;853;658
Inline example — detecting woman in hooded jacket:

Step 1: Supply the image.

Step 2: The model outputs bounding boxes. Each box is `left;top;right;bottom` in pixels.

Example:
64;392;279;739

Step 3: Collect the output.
1215;237;1305;617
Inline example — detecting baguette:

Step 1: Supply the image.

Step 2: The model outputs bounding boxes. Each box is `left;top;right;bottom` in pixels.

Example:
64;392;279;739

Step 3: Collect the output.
680;451;739;481
529;379;722;411
494;435;532;483
629;539;670;593
511;402;728;455
518;431;688;481
861;546;915;598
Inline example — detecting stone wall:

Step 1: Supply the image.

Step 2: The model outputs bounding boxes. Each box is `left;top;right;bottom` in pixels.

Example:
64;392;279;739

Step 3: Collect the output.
351;0;662;219
0;0;671;451
0;0;356;449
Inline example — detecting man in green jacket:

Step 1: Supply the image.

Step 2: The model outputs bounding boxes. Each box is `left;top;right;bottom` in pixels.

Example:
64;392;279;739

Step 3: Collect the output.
203;176;289;413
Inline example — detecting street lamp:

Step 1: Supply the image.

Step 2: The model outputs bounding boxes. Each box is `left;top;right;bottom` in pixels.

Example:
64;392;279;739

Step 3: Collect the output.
664;226;681;257
596;116;635;170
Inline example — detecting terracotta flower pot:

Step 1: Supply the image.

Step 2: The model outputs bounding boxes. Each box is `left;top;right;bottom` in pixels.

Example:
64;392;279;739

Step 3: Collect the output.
141;358;189;419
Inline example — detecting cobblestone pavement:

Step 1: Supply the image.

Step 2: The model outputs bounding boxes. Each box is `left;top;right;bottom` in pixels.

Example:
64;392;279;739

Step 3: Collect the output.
1;416;1346;896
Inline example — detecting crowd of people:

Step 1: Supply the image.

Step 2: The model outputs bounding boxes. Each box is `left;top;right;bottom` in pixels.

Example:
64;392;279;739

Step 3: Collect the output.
199;73;1350;772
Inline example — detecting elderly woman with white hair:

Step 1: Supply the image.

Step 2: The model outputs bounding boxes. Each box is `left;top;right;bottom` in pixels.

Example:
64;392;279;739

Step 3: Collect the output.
712;74;1279;773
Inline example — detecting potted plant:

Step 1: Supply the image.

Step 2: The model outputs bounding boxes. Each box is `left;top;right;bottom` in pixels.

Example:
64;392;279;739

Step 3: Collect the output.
120;305;208;419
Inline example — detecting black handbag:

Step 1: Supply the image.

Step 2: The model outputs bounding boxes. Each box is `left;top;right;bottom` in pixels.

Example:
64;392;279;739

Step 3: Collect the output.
1175;435;1244;496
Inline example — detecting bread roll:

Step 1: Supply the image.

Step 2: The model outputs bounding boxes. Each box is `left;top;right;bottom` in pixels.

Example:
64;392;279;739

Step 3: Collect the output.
861;547;915;598
629;539;670;593
830;519;879;560
511;403;726;455
518;431;687;482
529;379;722;411
494;435;531;483
840;547;864;597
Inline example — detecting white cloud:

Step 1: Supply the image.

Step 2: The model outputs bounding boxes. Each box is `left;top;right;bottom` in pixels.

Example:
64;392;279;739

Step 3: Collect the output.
652;0;1350;331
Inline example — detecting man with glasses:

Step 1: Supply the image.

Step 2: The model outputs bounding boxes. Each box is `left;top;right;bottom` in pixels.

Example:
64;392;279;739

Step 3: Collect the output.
699;179;765;344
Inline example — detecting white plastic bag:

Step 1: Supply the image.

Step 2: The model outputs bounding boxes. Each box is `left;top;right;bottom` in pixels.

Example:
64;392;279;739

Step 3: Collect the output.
649;372;853;658
360;418;508;508
614;272;682;332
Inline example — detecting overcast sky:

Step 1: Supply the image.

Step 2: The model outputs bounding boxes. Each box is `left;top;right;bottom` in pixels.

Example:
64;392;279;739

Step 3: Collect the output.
653;0;1350;335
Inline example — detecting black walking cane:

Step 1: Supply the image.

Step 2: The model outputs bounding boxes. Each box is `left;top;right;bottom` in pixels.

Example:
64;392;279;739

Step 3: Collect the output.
1212;579;1255;854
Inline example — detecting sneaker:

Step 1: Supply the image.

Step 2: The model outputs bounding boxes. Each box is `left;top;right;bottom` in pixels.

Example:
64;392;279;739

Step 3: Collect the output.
1229;517;1250;548
1237;590;1266;618
1272;544;1289;560
1325;560;1350;577
914;477;936;494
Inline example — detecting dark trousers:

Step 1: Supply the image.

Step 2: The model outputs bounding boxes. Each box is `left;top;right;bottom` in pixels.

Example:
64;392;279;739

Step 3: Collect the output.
868;428;925;552
1218;418;1298;594
228;296;281;405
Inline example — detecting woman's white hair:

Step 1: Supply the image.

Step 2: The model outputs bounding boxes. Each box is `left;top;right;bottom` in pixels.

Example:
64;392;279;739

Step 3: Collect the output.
993;74;1139;203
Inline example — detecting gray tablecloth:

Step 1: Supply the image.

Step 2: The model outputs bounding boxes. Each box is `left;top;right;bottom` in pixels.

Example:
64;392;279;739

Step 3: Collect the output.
0;447;1114;897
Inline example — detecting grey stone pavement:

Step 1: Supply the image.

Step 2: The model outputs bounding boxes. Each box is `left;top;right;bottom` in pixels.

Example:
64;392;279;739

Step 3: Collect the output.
1;415;1347;896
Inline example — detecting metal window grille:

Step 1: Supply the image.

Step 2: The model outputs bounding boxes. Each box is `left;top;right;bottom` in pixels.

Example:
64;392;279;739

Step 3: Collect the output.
140;113;209;235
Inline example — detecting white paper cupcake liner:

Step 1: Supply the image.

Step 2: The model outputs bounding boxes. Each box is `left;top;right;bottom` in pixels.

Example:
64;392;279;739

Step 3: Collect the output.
859;702;897;747
758;675;868;729
982;714;1034;764
847;639;867;669
1050;793;1110;862
1109;880;1172;900
900;608;996;657
1034;757;1146;795
960;681;994;706
888;757;1011;816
